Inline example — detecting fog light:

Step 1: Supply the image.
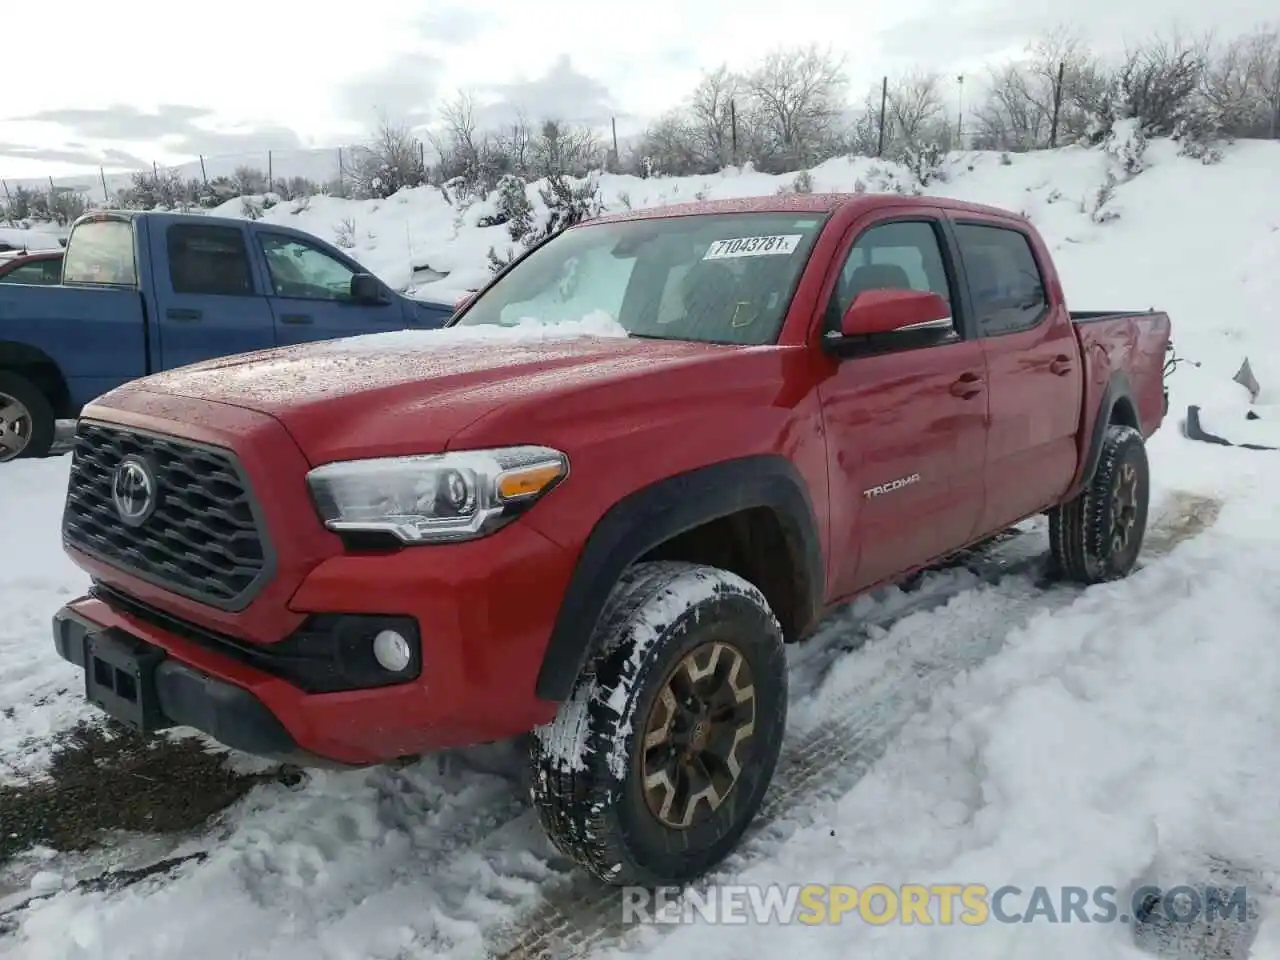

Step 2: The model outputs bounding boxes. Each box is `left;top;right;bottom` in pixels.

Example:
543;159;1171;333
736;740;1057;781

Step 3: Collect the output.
372;629;412;672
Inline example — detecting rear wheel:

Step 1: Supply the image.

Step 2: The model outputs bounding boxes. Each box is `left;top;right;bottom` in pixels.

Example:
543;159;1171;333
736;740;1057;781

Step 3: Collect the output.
1049;424;1150;583
0;371;55;463
529;561;787;886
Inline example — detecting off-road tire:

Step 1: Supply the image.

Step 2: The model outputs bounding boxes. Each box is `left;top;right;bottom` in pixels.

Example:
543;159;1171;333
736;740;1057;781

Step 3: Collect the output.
1049;424;1150;583
0;370;55;462
529;561;788;886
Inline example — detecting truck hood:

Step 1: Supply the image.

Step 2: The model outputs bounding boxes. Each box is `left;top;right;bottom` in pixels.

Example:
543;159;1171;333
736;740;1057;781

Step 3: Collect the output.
122;327;732;463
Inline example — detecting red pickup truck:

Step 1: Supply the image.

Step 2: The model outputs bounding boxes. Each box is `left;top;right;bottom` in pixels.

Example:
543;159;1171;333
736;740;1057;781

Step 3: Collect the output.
52;194;1170;887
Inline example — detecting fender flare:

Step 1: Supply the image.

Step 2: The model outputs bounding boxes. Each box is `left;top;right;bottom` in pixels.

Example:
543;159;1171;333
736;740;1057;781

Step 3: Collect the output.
534;454;824;702
0;341;70;414
1077;370;1139;490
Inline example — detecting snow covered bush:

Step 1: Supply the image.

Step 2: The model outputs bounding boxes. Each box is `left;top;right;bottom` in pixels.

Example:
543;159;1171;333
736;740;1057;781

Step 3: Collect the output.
476;175;533;242
1171;100;1228;164
1103;117;1149;178
528;172;603;245
899;141;945;185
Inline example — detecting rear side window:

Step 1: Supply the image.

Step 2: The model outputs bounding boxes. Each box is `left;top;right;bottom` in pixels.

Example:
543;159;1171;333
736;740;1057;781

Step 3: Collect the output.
62;220;137;286
167;224;255;296
954;223;1048;336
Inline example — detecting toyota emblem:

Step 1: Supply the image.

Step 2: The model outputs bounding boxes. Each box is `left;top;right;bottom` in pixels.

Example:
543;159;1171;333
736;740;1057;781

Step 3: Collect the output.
111;455;158;527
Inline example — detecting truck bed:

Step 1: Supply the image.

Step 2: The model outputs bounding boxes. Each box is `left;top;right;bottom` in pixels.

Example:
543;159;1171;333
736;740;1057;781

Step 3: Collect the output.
1070;309;1160;323
1072;306;1172;445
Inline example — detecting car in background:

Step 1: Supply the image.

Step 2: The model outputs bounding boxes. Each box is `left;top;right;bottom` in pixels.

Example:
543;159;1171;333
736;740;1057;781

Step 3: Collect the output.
0;211;455;462
0;249;63;285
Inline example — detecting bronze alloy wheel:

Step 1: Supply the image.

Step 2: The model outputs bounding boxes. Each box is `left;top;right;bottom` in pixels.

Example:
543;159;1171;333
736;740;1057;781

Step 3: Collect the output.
640;640;757;830
530;561;788;885
1111;460;1139;554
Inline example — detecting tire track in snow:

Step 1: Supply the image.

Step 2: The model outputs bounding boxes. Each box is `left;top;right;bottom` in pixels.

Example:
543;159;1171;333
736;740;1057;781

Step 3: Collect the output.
483;492;1221;960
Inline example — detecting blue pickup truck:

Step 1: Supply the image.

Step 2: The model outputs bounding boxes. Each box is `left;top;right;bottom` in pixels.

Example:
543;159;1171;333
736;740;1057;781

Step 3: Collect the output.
0;210;455;461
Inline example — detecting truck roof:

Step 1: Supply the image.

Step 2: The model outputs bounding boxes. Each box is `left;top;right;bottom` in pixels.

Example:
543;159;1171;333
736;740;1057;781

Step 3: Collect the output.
589;192;1026;225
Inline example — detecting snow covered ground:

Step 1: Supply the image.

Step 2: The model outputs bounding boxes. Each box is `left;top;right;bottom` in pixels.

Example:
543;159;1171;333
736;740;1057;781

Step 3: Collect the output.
2;134;1280;959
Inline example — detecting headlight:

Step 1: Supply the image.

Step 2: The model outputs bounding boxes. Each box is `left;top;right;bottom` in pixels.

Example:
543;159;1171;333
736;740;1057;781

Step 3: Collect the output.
306;445;569;544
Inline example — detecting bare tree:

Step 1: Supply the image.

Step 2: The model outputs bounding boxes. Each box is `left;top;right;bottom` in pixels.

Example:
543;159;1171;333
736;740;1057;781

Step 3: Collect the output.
1111;31;1211;134
1202;26;1280;137
971;28;1107;150
350;116;425;199
886;71;946;148
687;65;741;168
528;120;604;178
493;111;535;176
744;44;848;171
631;110;703;176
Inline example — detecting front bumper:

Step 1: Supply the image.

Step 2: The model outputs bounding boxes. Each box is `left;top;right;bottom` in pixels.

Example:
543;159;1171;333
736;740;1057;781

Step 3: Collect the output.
53;603;335;767
52;514;578;766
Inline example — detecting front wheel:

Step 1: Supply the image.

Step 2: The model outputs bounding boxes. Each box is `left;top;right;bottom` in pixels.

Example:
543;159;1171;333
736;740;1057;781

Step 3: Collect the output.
529;561;788;886
1049;423;1150;583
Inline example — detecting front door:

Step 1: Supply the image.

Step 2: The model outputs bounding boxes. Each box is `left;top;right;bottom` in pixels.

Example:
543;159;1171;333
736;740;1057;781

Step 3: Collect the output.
816;212;990;599
256;232;407;345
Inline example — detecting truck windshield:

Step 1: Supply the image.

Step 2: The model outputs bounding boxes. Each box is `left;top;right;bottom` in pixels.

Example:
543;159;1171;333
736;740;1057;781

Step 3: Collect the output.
62;220;137;287
454;212;827;345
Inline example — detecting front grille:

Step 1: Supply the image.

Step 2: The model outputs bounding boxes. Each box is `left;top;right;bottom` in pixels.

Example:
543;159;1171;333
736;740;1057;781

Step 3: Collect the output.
63;421;273;611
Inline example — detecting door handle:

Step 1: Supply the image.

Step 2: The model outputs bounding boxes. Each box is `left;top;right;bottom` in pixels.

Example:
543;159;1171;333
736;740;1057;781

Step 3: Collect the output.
280;314;313;325
1049;355;1072;376
949;372;984;399
166;308;202;321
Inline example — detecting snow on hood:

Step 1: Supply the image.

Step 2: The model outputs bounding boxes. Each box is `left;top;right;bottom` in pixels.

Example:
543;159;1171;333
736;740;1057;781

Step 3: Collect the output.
308;310;631;353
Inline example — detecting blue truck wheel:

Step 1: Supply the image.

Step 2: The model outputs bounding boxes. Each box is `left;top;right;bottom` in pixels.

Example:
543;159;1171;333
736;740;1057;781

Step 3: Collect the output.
0;371;55;462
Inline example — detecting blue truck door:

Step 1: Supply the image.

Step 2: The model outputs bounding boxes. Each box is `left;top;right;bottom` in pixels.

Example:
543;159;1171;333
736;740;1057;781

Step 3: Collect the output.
254;231;409;344
149;220;276;369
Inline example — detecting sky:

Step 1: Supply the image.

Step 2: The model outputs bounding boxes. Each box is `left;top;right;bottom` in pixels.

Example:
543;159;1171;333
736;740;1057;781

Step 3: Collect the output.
1;0;1276;179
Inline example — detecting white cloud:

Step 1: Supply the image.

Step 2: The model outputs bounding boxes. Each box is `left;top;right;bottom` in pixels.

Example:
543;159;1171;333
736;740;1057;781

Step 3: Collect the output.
2;0;1277;177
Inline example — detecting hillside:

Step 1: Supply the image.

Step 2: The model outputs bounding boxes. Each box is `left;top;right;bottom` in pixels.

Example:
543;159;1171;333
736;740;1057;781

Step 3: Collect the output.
213;132;1280;400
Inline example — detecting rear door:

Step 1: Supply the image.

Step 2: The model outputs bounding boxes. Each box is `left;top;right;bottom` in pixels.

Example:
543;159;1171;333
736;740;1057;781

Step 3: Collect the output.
816;209;990;598
950;217;1082;535
148;221;276;370
254;231;407;344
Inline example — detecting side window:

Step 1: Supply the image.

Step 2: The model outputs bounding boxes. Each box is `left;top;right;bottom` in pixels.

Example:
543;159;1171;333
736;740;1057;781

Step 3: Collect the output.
953;223;1047;336
825;220;955;336
1;260;58;285
166;224;254;296
42;258;62;283
63;220;137;286
260;235;357;301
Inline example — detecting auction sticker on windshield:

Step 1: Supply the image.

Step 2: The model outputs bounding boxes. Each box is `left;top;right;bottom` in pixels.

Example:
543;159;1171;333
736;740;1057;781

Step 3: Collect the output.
703;235;803;260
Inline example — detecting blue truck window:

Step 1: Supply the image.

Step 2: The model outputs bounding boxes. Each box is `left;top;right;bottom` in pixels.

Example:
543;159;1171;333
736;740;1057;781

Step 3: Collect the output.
63;220;137;286
167;224;254;296
260;234;356;301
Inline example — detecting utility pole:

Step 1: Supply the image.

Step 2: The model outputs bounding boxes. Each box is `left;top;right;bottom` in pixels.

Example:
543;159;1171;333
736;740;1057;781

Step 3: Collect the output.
956;74;965;149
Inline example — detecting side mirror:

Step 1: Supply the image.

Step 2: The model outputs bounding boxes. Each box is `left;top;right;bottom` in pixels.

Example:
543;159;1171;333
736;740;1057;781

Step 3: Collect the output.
840;288;952;338
350;272;388;305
